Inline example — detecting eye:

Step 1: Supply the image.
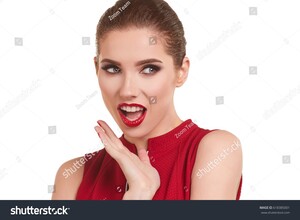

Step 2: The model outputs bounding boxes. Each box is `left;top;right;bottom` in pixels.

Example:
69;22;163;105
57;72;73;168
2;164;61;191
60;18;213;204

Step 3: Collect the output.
141;65;161;75
101;65;121;74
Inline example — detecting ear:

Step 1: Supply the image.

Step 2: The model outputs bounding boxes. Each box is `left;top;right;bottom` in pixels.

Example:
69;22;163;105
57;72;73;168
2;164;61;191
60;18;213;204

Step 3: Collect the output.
94;56;99;74
176;57;190;87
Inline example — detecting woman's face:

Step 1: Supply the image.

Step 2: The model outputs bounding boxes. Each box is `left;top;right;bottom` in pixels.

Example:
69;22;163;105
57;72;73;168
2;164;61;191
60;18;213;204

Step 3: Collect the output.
95;28;185;139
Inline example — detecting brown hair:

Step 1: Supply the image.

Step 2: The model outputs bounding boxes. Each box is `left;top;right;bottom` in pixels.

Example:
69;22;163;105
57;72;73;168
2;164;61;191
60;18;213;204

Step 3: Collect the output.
96;0;186;69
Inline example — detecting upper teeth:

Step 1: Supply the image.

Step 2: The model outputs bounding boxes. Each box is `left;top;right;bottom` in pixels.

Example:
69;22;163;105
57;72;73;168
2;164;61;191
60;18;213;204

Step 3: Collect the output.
120;106;144;112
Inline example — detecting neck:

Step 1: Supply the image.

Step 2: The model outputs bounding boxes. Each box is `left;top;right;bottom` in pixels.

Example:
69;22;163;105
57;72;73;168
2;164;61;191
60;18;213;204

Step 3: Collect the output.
124;107;182;152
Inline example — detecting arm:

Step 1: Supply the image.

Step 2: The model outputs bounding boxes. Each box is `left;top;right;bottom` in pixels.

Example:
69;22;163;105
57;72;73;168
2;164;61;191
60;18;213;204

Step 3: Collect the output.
51;157;84;200
191;130;243;200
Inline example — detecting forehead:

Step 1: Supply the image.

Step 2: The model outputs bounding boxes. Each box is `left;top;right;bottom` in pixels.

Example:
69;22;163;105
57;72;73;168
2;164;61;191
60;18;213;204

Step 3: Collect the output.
99;28;168;61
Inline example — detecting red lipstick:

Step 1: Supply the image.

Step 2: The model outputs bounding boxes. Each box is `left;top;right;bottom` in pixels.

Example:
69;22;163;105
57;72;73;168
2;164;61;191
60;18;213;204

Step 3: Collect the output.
118;103;147;127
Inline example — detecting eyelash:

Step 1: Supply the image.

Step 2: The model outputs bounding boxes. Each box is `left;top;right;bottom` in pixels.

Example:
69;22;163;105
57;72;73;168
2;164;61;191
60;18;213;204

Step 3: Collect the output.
142;65;161;75
101;65;120;74
100;64;161;75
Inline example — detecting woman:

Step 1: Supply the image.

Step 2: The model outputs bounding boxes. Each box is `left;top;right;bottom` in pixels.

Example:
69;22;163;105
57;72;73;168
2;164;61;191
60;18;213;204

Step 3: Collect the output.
52;0;242;200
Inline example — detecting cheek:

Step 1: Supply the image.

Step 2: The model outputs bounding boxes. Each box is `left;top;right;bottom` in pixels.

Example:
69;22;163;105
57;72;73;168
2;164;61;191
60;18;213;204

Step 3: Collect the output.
143;75;175;103
98;77;119;105
98;76;119;94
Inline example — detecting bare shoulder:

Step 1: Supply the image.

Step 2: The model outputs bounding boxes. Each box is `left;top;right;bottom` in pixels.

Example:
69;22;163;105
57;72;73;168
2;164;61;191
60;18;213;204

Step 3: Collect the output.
191;130;243;200
196;130;242;158
51;157;85;200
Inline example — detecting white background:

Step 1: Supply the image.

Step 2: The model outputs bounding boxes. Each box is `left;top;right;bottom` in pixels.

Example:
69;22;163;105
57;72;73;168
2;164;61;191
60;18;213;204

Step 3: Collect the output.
0;0;300;200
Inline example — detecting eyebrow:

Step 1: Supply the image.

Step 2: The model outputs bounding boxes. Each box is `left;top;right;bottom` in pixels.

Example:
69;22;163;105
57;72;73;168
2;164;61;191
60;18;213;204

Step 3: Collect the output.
100;58;163;66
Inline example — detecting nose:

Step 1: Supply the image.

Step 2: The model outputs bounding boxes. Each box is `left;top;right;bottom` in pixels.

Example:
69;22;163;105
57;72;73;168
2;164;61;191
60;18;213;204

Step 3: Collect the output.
119;73;139;99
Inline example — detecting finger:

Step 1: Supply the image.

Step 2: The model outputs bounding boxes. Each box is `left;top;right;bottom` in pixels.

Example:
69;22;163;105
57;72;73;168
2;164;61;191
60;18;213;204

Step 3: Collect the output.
137;149;150;164
94;126;109;146
96;127;142;178
97;121;127;152
97;120;126;152
94;126;129;160
94;126;105;137
94;126;114;150
97;120;119;142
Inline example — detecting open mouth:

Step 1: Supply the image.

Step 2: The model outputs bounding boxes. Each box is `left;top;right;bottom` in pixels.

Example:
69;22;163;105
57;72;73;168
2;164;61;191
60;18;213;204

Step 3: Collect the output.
118;103;147;127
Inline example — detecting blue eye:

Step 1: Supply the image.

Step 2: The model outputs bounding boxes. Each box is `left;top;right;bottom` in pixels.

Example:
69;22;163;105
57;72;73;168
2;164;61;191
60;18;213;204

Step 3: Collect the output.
141;65;160;75
101;65;121;74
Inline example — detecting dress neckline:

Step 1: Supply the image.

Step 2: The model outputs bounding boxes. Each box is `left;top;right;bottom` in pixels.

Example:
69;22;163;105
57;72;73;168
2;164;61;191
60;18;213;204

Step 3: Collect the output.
120;119;196;154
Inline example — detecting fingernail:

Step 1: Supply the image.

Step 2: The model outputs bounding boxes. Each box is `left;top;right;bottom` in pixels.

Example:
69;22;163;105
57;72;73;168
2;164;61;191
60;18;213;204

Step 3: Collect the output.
94;126;105;133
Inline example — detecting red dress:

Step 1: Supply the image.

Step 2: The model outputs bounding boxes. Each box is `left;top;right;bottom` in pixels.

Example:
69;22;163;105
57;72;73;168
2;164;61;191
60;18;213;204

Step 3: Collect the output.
76;119;242;200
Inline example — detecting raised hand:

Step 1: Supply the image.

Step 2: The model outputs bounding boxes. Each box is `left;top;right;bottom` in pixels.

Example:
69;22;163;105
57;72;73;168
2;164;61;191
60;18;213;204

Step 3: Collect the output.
94;120;160;200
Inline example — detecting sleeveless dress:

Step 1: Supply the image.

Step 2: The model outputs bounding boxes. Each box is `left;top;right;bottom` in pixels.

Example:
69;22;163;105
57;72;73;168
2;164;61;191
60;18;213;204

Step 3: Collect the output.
76;119;242;200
